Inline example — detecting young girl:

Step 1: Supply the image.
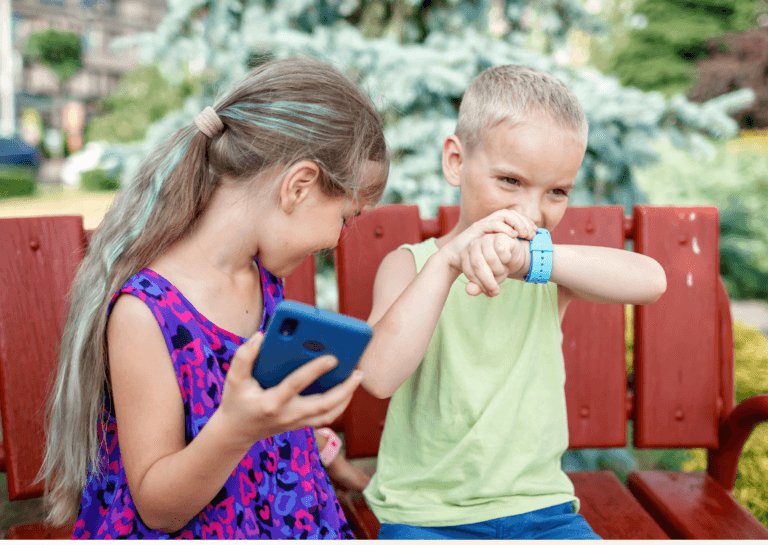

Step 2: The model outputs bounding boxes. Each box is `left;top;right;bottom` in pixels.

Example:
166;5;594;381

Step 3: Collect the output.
40;56;389;539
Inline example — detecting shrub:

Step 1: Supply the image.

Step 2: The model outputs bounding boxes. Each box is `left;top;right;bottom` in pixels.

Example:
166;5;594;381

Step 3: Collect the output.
634;138;768;302
80;168;120;192
0;167;36;199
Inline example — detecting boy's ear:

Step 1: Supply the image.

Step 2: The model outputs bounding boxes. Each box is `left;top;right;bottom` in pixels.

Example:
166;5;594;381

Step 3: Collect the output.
442;135;464;188
279;160;321;214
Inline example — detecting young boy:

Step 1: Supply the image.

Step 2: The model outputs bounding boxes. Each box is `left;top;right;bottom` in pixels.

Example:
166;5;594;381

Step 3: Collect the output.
354;65;667;539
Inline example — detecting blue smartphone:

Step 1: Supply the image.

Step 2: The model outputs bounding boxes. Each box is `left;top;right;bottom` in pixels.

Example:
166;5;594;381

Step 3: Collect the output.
252;301;373;395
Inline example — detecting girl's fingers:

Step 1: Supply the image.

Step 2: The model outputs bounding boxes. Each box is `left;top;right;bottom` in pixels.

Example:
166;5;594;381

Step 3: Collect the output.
302;371;363;426
272;354;339;405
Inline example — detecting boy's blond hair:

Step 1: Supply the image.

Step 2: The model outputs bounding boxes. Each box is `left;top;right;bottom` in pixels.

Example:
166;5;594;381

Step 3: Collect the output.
455;65;588;152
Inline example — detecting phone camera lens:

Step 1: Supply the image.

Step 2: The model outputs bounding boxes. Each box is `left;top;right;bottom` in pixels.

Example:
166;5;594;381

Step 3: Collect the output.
279;318;298;337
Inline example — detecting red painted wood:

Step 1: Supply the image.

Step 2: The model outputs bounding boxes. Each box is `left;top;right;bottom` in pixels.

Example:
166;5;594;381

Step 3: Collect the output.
437;205;460;235
707;394;768;491
338;493;381;540
336;204;424;321
633;206;720;448
0;441;5;471
553;207;628;448
4;522;74;539
0;216;85;501
716;277;735;418
627;470;768;539
568;471;668;539
282;254;316;305
335;205;424;459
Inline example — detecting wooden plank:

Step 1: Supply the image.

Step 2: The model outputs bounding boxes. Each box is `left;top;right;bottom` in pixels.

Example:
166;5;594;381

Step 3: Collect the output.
338;492;381;540
336;204;423;321
282;254;316;305
553;207;627;448
633;207;720;448
4;522;74;539
336;205;424;459
0;216;85;500
628;471;768;539
569;471;668;539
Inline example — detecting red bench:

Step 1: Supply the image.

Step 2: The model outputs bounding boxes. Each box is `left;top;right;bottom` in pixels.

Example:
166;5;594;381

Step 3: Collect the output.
0;206;766;539
0;215;319;539
331;204;768;540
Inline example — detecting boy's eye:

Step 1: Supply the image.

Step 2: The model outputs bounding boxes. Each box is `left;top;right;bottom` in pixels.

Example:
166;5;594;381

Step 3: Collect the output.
500;177;519;185
552;188;570;197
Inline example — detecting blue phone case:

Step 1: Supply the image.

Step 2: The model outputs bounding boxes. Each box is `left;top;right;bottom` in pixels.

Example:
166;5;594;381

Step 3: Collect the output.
253;301;373;395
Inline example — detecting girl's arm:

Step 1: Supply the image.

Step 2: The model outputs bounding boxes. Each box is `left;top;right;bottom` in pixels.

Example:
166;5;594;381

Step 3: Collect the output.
315;430;370;493
108;295;361;533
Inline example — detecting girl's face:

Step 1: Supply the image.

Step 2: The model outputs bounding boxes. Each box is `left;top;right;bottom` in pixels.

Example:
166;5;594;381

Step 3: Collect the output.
261;188;360;279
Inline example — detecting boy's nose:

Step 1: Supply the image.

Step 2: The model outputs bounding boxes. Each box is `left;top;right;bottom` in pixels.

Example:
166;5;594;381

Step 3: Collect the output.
512;202;542;227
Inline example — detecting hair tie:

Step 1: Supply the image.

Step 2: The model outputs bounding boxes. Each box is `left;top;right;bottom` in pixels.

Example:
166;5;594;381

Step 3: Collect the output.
193;106;224;138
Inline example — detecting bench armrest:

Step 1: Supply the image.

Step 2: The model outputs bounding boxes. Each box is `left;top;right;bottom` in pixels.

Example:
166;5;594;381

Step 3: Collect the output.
707;393;768;490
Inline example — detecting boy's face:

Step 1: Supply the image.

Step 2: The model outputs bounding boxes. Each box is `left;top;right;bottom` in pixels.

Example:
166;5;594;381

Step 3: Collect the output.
444;113;586;233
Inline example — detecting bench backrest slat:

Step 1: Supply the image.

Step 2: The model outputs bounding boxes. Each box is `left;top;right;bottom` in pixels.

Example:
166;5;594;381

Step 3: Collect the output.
553;207;629;448
282;255;316;305
633;206;721;448
336;205;425;458
0;216;86;500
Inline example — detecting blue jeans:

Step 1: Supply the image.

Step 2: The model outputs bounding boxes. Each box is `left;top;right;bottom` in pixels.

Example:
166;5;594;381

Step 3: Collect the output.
378;502;602;540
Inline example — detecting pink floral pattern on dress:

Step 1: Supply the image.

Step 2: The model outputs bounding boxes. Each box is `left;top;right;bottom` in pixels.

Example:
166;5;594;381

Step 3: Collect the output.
73;261;351;539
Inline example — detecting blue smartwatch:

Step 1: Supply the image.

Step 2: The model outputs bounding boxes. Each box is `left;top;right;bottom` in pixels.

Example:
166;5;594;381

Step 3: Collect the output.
525;228;553;284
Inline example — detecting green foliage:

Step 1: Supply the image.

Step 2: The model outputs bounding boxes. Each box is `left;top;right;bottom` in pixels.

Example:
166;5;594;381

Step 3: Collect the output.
634;136;768;301
0;167;36;199
608;0;765;96
85;66;203;144
729;322;768;527
22;29;83;82
108;0;749;216
80;168;120;192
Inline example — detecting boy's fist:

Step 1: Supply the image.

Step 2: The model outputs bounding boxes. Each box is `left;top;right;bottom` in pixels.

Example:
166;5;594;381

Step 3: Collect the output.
461;233;530;297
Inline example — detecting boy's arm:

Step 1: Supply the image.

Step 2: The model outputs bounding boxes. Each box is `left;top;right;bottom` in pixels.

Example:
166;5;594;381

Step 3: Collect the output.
357;209;535;399
460;235;666;319
550;244;667;309
358;248;458;399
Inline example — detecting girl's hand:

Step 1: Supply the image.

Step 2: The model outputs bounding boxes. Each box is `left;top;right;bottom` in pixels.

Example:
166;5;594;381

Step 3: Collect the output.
218;333;363;450
460;233;529;297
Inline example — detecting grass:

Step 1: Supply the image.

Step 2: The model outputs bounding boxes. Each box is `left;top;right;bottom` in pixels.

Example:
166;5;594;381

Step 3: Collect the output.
0;185;117;230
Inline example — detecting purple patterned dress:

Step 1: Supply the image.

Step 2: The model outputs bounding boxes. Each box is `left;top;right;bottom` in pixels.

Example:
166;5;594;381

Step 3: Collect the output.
73;262;353;539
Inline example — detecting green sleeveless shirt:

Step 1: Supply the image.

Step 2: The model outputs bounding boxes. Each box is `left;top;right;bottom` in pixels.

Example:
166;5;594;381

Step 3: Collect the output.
363;238;578;526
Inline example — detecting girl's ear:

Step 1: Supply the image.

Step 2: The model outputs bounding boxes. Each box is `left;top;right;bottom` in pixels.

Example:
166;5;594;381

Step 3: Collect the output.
442;135;464;188
279;160;321;214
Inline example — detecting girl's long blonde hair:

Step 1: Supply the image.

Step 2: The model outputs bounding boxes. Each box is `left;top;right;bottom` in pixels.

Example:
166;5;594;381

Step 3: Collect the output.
41;56;389;525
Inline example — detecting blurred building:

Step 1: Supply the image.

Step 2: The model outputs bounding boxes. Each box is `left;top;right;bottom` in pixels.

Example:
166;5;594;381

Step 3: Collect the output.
11;0;166;137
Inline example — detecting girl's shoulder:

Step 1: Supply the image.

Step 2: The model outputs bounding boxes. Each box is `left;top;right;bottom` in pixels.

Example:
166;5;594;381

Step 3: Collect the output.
109;268;174;312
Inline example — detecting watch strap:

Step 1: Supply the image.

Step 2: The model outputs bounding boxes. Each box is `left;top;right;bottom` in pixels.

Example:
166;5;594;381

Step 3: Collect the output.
525;228;553;284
